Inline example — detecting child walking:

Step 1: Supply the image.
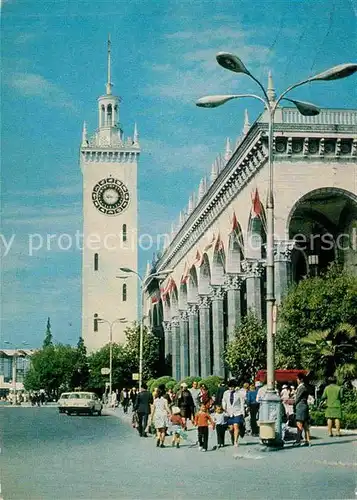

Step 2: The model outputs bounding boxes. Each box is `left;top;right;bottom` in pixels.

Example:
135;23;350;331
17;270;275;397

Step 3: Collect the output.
170;406;183;448
212;405;226;448
194;404;215;451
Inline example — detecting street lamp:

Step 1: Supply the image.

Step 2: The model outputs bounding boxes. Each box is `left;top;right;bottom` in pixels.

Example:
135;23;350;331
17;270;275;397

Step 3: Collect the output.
119;267;174;390
97;318;127;397
197;52;357;446
3;341;29;404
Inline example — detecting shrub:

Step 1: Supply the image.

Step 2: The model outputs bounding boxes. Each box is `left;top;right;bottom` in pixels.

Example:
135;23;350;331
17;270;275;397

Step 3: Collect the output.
309;409;357;429
148;376;176;393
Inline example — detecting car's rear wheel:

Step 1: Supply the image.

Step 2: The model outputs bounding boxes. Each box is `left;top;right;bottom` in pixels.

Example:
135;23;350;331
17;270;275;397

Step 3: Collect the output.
67;411;72;416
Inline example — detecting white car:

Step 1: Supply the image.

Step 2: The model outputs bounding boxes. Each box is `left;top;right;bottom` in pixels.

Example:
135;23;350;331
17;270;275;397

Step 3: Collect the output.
65;392;102;416
58;392;71;413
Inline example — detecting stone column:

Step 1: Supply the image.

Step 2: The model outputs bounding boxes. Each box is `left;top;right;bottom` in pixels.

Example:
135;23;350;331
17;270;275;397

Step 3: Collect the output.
242;259;264;320
198;295;211;377
162;321;172;359
179;311;189;379
171;317;181;381
224;274;243;341
275;240;295;304
210;285;225;378
187;303;199;376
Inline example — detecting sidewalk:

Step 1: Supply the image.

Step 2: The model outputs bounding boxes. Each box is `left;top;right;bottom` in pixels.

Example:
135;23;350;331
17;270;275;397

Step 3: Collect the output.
104;405;356;460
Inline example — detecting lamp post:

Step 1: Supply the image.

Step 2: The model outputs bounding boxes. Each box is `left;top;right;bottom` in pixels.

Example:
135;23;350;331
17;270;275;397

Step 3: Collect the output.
97;318;127;397
119;267;174;391
197;54;357;446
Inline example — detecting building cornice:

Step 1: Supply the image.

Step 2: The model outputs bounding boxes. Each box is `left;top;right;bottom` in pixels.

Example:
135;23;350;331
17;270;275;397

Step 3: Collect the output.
155;108;357;275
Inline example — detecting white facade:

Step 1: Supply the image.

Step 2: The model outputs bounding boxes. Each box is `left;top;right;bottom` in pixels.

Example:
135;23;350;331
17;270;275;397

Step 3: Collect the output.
144;104;357;380
80;41;139;351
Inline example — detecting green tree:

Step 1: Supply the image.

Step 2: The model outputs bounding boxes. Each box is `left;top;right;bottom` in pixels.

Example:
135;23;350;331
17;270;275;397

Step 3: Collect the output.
300;323;357;383
224;312;266;385
123;323;160;381
70;337;90;389
24;344;78;398
276;265;357;380
87;343;131;390
43;317;53;348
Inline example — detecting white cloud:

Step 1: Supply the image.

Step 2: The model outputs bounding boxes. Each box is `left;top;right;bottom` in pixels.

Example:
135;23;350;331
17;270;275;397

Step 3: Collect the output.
140;138;214;173
8;72;76;110
145;26;274;101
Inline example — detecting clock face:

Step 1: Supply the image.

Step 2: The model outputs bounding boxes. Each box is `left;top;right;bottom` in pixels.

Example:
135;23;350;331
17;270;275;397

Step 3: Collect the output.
92;177;130;215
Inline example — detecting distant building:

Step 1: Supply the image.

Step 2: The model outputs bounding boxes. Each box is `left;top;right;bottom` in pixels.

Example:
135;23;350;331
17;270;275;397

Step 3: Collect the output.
144;96;357;380
0;349;34;394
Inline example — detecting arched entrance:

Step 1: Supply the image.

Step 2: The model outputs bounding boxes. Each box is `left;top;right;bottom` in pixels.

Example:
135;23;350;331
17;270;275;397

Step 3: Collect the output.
287;187;357;281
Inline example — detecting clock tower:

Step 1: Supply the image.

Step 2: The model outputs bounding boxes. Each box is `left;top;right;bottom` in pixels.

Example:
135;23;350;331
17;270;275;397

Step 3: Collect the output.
80;38;139;351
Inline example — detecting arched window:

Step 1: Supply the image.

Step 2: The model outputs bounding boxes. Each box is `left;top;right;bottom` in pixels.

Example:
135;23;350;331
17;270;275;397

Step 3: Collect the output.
94;253;99;271
122;283;127;302
107;104;112;126
122;224;127;242
94;313;98;332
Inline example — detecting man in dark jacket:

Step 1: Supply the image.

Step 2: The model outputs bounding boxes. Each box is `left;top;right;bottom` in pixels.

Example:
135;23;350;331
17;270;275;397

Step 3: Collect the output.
134;383;153;437
215;381;227;406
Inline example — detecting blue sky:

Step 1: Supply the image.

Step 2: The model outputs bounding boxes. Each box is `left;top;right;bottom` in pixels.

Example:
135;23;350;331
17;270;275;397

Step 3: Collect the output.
1;0;356;348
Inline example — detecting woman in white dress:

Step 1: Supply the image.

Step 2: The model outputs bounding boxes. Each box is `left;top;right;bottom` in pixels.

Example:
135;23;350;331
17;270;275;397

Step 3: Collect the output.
151;389;170;448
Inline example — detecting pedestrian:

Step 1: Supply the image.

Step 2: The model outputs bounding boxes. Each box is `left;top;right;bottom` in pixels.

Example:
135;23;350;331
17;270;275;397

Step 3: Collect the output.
110;391;117;408
212;405;226;448
194;403;215;451
294;373;311;447
151;388;170;448
320;376;343;437
130;387;137;408
215;380;227;406
133;382;153;437
199;383;213;411
177;383;195;430
189;380;201;414
121;388;130;413
222;379;245;447
170;406;183;448
280;384;293;416
246;383;259;436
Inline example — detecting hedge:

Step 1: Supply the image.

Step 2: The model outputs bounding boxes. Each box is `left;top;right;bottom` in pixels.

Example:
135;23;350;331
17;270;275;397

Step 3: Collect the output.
310;410;357;429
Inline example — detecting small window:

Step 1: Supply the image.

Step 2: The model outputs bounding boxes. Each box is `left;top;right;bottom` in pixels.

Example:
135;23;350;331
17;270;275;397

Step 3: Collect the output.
122;224;127;242
94;253;99;271
122;283;127;302
94;313;98;332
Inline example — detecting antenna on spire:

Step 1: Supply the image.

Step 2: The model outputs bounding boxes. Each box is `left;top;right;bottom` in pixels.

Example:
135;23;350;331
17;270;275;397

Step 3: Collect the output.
106;34;113;95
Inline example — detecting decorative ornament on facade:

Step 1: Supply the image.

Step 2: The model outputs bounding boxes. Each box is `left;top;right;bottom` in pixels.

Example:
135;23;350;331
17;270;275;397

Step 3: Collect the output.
303;137;309;156
274;240;296;262
241;258;265;278
209;285;225;300
319;138;325;156
352;139;357;156
187;303;199;316
162;320;171;333
179;310;189;321
224;273;243;291
198;295;211;309
171;316;180;328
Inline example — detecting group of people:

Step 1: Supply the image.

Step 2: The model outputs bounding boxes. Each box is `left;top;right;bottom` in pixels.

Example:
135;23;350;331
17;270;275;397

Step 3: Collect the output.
108;387;138;413
113;373;345;451
130;379;263;451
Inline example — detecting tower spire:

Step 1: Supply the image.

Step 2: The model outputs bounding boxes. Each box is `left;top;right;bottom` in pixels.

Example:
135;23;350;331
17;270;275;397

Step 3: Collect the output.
243;109;250;135
106;34;113;95
267;70;276;103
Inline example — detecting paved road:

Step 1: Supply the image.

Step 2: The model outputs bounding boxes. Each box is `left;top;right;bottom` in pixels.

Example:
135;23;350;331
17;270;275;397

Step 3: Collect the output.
1;406;356;499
